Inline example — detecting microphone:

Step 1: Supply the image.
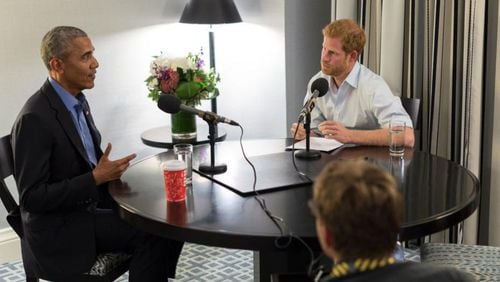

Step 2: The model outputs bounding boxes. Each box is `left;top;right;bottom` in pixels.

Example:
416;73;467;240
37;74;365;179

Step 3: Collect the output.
157;93;240;126
299;78;329;121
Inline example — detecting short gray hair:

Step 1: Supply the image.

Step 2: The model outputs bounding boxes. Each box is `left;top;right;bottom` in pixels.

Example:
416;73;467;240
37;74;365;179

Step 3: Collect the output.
40;26;88;70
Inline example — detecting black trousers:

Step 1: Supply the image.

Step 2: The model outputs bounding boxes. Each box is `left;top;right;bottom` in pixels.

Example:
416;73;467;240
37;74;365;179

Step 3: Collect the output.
94;210;184;282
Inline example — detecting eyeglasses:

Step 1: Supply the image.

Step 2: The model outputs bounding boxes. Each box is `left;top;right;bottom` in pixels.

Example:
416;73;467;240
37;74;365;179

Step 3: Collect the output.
308;199;319;217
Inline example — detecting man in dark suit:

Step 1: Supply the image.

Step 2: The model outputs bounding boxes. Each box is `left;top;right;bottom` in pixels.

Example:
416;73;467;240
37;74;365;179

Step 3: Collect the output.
310;160;474;281
11;26;183;281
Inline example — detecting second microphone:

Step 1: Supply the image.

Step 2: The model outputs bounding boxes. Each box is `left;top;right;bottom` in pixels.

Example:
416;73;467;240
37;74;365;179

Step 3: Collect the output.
157;93;240;126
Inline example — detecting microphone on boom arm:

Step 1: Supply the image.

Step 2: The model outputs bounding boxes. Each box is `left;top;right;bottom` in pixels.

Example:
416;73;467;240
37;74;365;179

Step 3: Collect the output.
157;92;237;175
157;93;239;126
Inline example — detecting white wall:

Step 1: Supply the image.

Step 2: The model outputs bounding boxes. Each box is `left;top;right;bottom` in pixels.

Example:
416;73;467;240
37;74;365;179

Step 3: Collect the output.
0;0;285;229
0;0;286;155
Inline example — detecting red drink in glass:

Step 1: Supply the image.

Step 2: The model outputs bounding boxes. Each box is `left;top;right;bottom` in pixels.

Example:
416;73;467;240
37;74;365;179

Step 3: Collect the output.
162;160;186;202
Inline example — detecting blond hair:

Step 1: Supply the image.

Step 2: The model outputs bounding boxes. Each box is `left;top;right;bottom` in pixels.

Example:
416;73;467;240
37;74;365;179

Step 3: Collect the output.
322;19;366;55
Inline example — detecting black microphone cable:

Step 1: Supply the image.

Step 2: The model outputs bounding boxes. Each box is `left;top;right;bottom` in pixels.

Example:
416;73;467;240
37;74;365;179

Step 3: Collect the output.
237;124;289;240
290;119;329;281
291;118;314;182
236;124;321;281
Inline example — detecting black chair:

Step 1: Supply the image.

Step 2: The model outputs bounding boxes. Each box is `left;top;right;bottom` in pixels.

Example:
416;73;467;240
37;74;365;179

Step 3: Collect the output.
401;97;421;130
401;97;421;148
0;134;131;282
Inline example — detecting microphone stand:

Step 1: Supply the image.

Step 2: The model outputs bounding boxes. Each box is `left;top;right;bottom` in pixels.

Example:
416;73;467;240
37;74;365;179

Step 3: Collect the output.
198;115;227;174
295;112;321;160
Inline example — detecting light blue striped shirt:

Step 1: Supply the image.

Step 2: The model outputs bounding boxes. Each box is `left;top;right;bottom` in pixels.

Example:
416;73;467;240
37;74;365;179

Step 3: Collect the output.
304;62;413;130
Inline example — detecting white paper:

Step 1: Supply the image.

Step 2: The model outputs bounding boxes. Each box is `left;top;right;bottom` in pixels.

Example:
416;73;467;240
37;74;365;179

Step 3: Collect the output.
286;137;344;152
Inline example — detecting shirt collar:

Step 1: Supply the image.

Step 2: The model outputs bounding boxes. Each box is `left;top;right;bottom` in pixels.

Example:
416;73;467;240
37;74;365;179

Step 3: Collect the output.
344;61;361;89
49;77;85;111
320;61;361;90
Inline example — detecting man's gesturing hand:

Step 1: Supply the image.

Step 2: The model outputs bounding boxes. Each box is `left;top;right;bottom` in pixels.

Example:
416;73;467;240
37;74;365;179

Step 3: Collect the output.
92;143;137;185
318;121;353;143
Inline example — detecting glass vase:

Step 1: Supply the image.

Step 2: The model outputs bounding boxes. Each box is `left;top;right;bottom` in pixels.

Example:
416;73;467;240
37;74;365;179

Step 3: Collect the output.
171;111;197;140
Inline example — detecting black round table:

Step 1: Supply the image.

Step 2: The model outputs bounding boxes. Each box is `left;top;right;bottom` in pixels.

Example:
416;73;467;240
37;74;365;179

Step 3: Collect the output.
140;125;227;148
109;139;479;281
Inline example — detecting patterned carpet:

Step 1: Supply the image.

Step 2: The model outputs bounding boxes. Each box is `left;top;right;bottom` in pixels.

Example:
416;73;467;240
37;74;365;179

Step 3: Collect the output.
0;243;253;282
0;243;420;281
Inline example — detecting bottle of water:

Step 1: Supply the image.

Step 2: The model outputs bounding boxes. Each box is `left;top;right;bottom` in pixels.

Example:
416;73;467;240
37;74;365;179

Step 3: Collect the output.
393;241;405;262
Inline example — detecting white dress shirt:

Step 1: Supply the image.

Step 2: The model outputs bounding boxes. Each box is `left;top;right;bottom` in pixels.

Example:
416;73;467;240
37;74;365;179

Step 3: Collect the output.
304;62;413;130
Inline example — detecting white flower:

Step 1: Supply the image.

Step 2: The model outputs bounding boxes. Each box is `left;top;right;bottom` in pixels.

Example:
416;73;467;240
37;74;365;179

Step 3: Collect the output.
169;57;190;70
147;78;158;89
149;61;157;75
186;57;196;69
155;55;170;67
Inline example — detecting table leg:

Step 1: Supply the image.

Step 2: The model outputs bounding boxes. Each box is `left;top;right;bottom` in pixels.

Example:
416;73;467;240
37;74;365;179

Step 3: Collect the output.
448;223;461;243
253;250;314;282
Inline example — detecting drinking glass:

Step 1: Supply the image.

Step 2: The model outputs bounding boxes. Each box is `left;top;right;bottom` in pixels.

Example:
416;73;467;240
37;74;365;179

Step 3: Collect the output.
174;143;193;184
389;120;406;156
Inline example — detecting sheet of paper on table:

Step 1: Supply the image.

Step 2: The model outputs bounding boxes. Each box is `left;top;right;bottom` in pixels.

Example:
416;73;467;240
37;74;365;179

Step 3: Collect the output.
286;137;344;153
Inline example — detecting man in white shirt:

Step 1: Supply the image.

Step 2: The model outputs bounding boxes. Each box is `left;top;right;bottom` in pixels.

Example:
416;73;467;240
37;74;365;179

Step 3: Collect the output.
291;19;414;147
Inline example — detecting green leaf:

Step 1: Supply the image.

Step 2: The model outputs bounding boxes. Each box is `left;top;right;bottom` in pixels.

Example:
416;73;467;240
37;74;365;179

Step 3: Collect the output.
175;81;202;100
210;88;220;99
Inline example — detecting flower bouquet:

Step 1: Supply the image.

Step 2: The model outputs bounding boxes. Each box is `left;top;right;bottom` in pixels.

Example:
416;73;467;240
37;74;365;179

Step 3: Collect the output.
146;51;220;138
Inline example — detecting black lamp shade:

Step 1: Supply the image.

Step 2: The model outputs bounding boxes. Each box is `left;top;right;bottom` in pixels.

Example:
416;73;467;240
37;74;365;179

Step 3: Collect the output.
179;0;242;24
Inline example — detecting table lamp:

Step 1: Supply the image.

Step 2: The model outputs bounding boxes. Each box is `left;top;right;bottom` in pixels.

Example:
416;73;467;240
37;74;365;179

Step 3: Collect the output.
179;0;242;114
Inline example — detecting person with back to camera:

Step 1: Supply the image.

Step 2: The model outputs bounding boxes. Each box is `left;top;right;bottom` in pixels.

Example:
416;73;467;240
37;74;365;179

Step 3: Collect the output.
309;160;475;281
291;19;414;147
11;26;183;281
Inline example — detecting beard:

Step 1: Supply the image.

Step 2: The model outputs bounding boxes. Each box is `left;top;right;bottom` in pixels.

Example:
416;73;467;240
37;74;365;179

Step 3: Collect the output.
321;63;342;76
320;59;351;78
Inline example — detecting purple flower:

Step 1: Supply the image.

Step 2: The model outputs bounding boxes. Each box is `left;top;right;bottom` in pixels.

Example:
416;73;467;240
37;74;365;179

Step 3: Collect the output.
196;59;204;69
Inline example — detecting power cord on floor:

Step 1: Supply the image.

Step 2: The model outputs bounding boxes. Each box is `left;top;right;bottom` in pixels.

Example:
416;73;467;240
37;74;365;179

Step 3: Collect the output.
237;124;323;281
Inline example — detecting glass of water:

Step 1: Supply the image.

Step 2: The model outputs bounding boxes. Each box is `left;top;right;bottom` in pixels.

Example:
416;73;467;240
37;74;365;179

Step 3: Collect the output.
173;143;193;184
389;120;406;157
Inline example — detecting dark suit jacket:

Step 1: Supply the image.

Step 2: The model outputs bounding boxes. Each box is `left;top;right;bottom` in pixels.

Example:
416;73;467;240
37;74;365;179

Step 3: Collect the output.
11;80;106;278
